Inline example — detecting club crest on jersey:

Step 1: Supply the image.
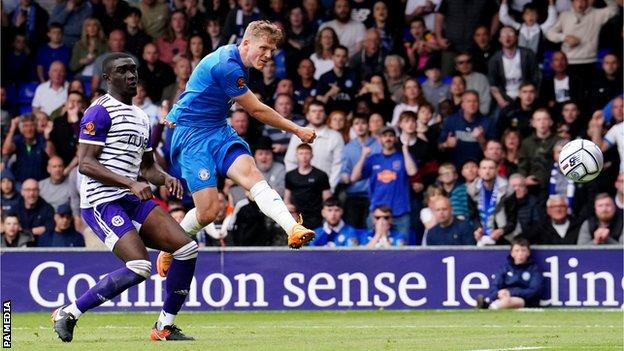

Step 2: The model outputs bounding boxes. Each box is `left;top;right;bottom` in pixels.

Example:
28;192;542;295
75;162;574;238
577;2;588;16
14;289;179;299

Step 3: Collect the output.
84;121;96;136
111;215;125;227
236;76;246;88
198;168;210;181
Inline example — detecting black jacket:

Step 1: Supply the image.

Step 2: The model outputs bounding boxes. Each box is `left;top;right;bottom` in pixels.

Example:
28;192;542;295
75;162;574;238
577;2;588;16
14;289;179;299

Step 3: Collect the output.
524;217;581;245
488;47;539;102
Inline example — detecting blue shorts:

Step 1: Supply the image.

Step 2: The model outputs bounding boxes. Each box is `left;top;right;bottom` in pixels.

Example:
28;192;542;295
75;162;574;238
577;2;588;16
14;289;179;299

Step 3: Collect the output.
170;124;251;192
81;194;158;250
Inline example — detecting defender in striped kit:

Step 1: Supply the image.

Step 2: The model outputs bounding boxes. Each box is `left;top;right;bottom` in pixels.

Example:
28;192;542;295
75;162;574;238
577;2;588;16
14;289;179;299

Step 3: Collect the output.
51;53;197;342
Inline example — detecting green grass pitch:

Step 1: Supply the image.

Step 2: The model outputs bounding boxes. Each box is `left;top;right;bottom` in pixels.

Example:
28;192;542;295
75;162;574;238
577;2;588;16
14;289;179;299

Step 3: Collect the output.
9;309;623;350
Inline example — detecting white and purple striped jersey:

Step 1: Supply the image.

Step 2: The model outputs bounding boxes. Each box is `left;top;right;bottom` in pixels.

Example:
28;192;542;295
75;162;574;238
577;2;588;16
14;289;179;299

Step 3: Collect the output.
78;94;152;208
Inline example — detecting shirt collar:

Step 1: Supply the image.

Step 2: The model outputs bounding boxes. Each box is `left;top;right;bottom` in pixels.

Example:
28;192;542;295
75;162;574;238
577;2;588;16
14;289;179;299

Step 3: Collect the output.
323;220;345;234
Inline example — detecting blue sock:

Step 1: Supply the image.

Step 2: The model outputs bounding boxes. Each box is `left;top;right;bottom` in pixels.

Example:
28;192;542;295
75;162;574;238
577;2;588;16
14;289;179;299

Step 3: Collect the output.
162;258;196;315
75;267;146;312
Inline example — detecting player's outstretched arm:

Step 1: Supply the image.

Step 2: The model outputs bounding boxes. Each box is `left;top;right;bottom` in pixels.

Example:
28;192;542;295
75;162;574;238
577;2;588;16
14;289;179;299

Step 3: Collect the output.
140;150;183;199
78;143;153;200
233;90;316;143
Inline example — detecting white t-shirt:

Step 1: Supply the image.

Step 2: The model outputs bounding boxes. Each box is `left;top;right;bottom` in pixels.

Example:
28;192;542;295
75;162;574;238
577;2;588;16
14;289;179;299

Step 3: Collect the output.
310;53;334;80
502;51;522;100
552;220;571;238
391;103;419;127
31;81;69;116
604;122;623;171
404;0;441;32
554;76;571;102
319;20;366;57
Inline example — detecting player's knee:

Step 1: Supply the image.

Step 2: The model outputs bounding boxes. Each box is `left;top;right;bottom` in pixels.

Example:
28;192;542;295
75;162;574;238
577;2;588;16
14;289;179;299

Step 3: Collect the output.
196;204;219;225
173;241;198;261
126;259;152;279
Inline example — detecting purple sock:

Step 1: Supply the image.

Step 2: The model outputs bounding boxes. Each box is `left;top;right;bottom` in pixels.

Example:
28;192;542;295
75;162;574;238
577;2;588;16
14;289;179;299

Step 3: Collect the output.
75;267;146;312
162;258;196;315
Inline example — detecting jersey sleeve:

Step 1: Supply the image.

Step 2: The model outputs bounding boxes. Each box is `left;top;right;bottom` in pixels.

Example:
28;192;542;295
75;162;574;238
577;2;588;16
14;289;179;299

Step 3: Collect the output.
604;124;619;146
217;59;249;98
79;105;112;146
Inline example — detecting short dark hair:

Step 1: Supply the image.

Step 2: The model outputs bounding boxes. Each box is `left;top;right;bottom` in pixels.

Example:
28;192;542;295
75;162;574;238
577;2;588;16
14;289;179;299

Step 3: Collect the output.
307;99;325;111
102;53;135;75
462;90;480;100
522;2;538;13
48;22;63;32
296;143;312;152
511;237;530;249
373;205;392;215
351;113;369;123
322;197;342;208
126;7;142;18
519;81;536;90
333;45;348;55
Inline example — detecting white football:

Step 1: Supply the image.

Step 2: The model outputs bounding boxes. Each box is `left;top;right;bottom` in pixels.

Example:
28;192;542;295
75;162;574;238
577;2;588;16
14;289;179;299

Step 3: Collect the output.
558;139;604;183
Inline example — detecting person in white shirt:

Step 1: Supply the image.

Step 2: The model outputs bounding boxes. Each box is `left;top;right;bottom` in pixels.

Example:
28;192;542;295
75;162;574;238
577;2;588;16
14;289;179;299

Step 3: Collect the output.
404;0;440;32
310;27;338;80
499;0;557;57
318;0;366;57
32;61;69;116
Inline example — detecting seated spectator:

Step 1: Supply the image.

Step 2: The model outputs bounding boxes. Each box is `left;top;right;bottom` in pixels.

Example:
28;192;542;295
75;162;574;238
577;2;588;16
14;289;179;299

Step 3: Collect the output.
229;192;285;247
137;0;170;39
49;0;93;48
16;179;55;245
1;214;35;248
349;28;387;80
38;156;80;223
285;143;332;229
590;53;623;112
539;52;585;114
162;57;192;105
469;159;516;246
319;0;366;56
439;91;492;169
384;55;407;103
311;198;359;247
477;238;543;309
123;7;152;60
524;195;580;245
360;205;406;248
1;172;20;214
156;10;189;68
37;203;84;247
454;52;491;116
317;45;358;113
426;196;476;246
419;185;446;231
507;173;542;235
138;42;176;103
437;163;469;220
284;101;344;190
469;25;496;75
48;91;85;172
2;114;51;182
32;61;69;116
36;23;71;83
488;26;538;109
497;81;538;139
498;0;557;59
422;61;449;112
351;126;418;236
518;109;561;190
577;193;623;245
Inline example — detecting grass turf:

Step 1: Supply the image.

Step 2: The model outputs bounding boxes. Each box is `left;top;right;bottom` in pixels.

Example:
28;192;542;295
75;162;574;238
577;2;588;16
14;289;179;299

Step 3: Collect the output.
9;309;623;350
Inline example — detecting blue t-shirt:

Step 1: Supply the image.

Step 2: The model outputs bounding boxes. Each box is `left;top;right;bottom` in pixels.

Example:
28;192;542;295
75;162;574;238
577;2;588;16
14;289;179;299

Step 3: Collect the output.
311;223;359;247
438;111;492;168
11;134;48;182
359;230;406;247
361;151;411;216
426;218;476;246
36;44;71;80
166;44;249;129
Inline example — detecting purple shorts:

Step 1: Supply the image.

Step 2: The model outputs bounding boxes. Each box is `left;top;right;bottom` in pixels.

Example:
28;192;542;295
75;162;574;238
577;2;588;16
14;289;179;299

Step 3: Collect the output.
81;194;158;250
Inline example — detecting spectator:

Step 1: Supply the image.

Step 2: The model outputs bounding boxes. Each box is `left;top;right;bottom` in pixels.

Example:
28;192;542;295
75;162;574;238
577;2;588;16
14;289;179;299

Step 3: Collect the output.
326;110;350;144
137;0;170;39
577;193;623;245
360;205;406;248
49;0;93;48
293;58;318;108
439;91;492;168
229;192;286;247
405;17;439;75
31;61;69;116
283;6;315;76
204;17;227;54
356;73;395;119
162;57;192;105
368;112;385;137
426;196;476;245
48;90;84;171
223;0;264;45
508;173;542;235
477;238;543;309
285;143;332;229
391;78;427;126
183;0;206;35
37;203;84;247
319;0;366;57
1;214;35;248
311;198;359;247
16;178;55;245
91;30;139;92
539;51;585;113
302;0;326;37
310;27;338;80
92;0;131;35
447;75;466;112
488;26;539;109
156;10;189;68
419;185;446;231
123;7;152;60
1;172;20;214
351;126;418;236
501;128;521;176
437;163;469;219
35;23;71;83
384;55;407;104
497;81;538;139
69;18;107;79
349;28;386;80
524;195;580;245
132;81;159;126
229;109;259;147
405;0;439;32
590;53;623;112
461;158;479;184
545;0;620;85
38;156;80;220
263;93;305;162
556;101;583;140
12;0;50;50
285;101;344;190
518;109;561;189
2;114;51;182
499;0;557;59
549;140;577;208
137;42;175;103
186;34;206;71
317;45;358;113
469;159;516;246
422;61;450;111
370;1;399;53
2;33;33;85
340;114;381;228
251;59;277;104
454;52;491;116
469;25;496;75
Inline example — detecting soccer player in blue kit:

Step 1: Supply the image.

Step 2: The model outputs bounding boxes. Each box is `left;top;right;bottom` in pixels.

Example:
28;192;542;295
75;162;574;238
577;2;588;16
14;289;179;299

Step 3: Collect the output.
157;21;317;275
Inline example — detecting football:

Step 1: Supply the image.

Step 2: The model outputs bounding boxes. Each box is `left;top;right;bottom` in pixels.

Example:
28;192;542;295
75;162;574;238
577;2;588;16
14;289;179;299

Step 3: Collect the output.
558;139;604;183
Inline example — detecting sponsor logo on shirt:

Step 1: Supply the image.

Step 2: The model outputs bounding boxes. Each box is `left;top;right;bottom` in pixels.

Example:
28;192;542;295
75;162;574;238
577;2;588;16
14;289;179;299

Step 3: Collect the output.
84;122;96;136
377;170;397;183
236;76;246;88
198;168;210;181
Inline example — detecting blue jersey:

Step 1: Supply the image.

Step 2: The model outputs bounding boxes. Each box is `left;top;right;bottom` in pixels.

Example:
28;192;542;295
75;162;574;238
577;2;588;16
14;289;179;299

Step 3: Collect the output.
361;151;411;216
167;44;249;129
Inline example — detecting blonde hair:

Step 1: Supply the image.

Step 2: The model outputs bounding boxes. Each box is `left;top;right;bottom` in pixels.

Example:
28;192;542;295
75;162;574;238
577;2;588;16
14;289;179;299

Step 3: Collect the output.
243;20;284;44
80;18;105;47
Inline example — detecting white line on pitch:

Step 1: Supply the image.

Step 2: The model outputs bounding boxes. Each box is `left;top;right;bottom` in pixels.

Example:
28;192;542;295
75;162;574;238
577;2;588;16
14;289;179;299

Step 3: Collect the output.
468;347;550;351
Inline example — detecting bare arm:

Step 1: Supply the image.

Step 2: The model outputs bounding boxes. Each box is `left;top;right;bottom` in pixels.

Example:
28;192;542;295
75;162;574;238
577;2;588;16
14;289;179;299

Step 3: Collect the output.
402;144;418;176
284;188;292;205
350;147;371;182
2;118;19;156
140;150;184;199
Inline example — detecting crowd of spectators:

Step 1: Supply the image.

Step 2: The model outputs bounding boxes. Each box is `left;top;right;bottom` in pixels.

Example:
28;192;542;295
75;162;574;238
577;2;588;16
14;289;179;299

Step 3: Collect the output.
1;0;622;248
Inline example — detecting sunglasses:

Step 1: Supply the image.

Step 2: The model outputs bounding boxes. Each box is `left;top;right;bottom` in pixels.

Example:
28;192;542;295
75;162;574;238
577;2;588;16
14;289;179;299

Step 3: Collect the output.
374;215;391;220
